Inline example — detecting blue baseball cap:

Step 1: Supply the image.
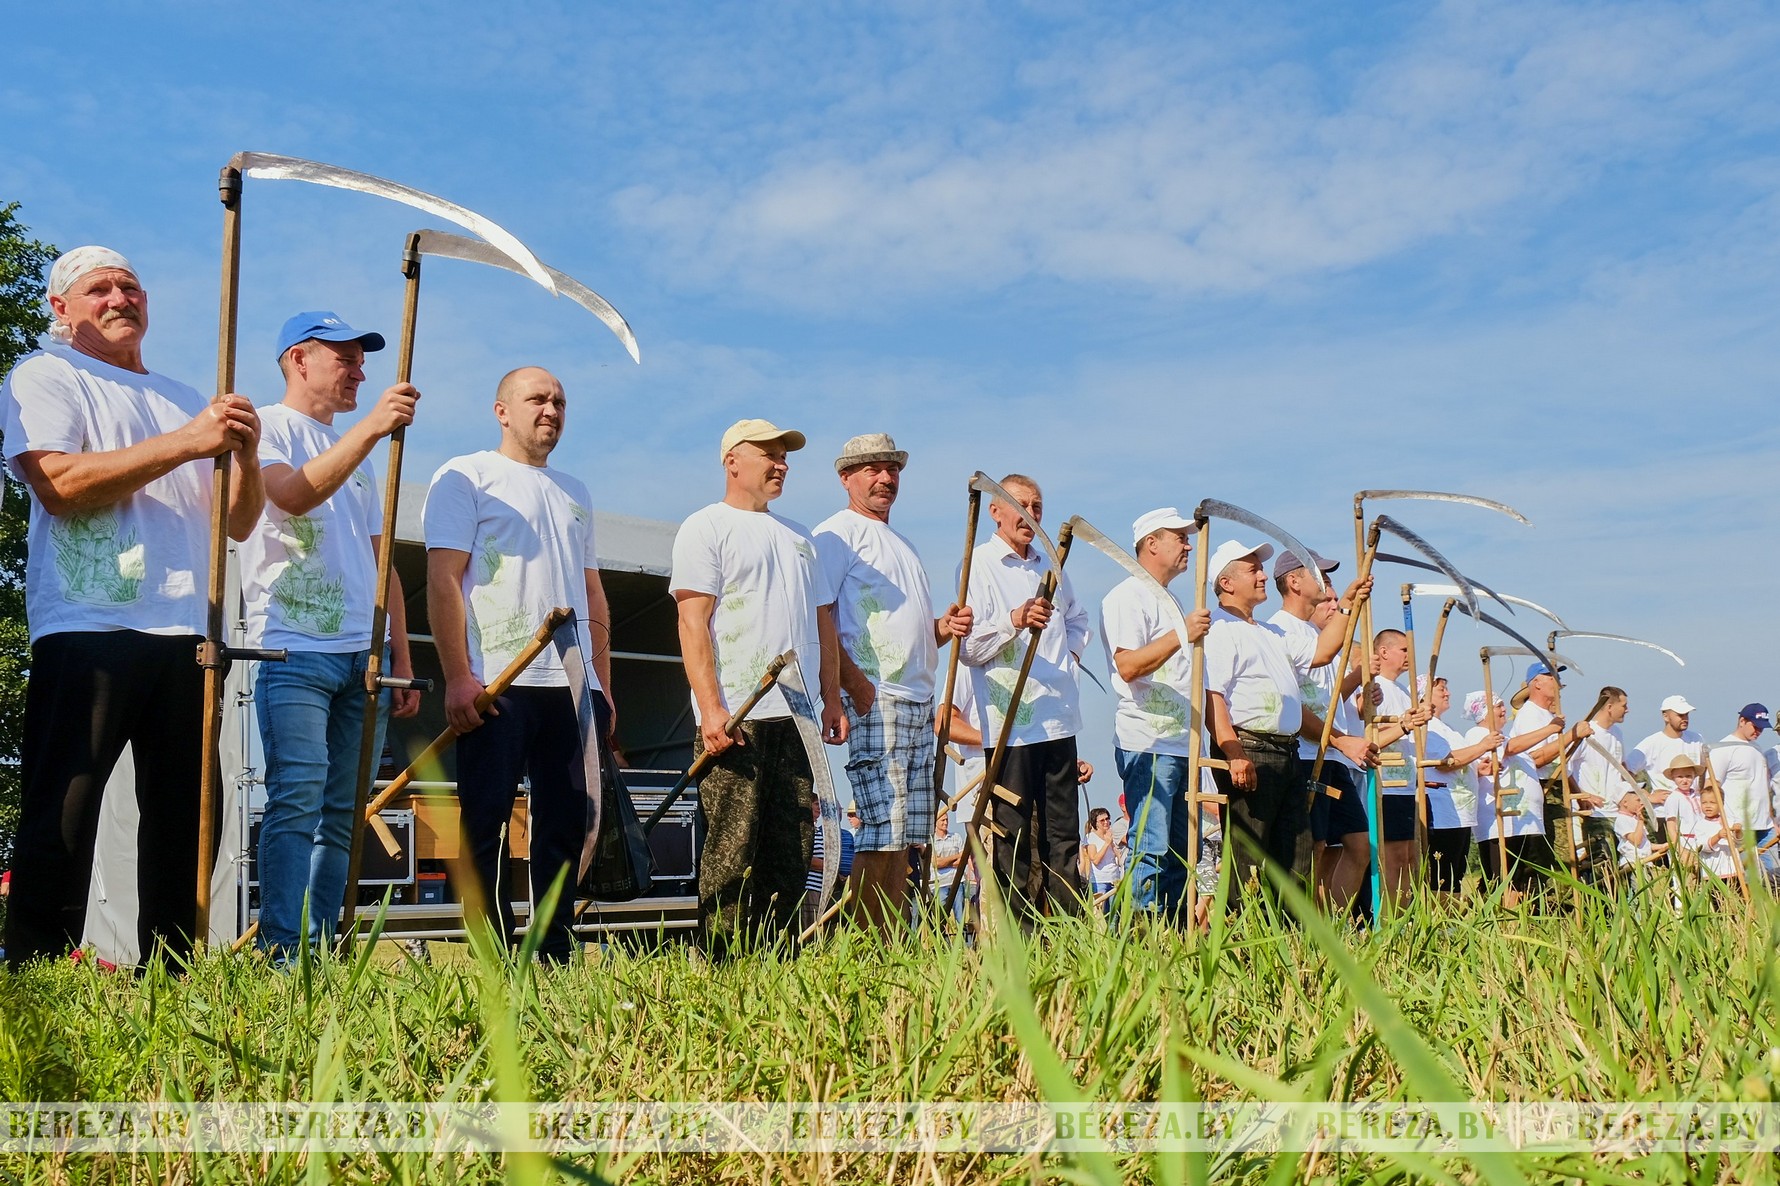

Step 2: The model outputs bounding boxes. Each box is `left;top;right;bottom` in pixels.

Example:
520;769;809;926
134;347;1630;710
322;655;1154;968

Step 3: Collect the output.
1740;703;1771;731
275;311;385;360
1526;660;1565;683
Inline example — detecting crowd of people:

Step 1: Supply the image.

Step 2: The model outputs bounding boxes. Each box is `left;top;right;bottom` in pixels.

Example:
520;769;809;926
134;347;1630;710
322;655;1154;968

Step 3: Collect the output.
3;244;1769;971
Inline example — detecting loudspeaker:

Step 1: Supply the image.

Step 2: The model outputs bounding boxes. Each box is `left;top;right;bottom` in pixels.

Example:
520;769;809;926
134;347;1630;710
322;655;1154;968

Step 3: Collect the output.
247;809;416;888
622;769;702;895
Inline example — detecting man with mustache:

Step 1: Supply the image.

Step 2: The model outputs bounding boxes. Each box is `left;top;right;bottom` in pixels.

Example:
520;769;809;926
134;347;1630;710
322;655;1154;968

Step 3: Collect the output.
959;474;1093;916
2;246;264;965
672;419;848;955
813;433;972;933
423;366;617;963
237;311;422;960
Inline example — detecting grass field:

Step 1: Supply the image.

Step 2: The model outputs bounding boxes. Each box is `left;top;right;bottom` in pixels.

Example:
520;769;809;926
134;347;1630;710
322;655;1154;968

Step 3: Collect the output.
3;870;1778;1185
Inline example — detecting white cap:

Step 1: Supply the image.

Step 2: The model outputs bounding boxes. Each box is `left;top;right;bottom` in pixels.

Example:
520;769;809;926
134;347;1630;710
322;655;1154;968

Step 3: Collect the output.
1131;506;1198;547
1205;538;1274;583
1661;695;1696;715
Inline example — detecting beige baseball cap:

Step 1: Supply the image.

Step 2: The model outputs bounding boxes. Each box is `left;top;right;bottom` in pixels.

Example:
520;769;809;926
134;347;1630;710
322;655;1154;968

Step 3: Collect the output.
719;418;807;462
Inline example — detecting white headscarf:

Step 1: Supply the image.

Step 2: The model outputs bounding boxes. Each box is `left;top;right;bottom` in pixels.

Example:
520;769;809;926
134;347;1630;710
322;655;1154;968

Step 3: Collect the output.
1463;690;1500;723
45;246;139;344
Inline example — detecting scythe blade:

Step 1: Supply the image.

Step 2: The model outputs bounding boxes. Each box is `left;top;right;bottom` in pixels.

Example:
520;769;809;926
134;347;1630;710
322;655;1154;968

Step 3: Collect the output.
1548;630;1686;668
1355;489;1531;526
413;230;640;363
231;151;557;295
1372;516;1480;618
1194;498;1326;591
1407;583;1567;629
1454;605;1586;675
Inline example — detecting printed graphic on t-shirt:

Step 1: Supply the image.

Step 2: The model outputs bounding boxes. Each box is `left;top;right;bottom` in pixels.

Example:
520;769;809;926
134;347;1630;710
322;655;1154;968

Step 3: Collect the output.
268;514;347;635
985;640;1038;731
716;581;770;708
1137;655;1191;733
51;508;144;605
850;582;911;686
470;537;531;659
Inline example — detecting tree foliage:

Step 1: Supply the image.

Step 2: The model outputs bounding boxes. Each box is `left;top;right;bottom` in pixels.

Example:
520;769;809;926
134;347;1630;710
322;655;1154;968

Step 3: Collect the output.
0;202;56;867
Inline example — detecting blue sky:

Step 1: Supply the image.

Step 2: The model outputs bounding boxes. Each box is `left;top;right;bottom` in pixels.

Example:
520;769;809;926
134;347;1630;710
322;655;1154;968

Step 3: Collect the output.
6;1;1780;806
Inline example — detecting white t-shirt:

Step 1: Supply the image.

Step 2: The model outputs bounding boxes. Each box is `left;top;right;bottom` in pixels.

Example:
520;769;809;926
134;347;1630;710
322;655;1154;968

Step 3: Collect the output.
1476;704;1549;840
238;404;381;651
1626;729;1704;794
1268;610;1360;768
671;501;832;723
422;451;600;691
812;508;937;704
1766;744;1780;826
1369;676;1418;797
1102;575;1196;756
959;535;1091;747
1680;809;1737;879
1203;607;1312;737
1615;812;1653;867
1427;717;1476;829
1566;724;1632;820
1709;735;1775;833
2;344;213;639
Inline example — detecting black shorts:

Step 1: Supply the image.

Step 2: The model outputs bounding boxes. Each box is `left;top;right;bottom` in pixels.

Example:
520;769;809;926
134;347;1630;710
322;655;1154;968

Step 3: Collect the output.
1381;794;1418;843
1308;763;1368;844
1427;827;1472;892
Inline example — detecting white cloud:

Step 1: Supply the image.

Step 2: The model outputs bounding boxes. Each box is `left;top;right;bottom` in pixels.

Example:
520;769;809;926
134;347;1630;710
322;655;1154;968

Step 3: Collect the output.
611;0;1780;309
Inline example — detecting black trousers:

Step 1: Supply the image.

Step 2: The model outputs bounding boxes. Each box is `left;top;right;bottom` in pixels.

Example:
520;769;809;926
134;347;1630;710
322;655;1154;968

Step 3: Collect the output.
1483;832;1551;895
694;717;814;955
984;736;1084;916
455;686;612;962
1213;734;1309;905
6;631;207;967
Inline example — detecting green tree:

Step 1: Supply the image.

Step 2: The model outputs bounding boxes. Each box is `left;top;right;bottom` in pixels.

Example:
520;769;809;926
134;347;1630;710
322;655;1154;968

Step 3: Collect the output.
0;203;56;868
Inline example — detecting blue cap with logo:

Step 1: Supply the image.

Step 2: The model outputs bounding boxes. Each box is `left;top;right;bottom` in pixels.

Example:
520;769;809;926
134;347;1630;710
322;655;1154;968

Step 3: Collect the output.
275;311;386;360
1740;703;1772;731
1525;660;1565;683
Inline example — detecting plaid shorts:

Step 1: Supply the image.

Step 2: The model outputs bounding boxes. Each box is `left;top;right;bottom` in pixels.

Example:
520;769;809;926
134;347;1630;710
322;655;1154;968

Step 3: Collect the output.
843;692;936;852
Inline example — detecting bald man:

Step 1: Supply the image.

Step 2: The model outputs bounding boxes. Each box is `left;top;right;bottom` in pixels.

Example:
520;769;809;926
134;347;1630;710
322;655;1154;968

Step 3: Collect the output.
423;366;617;963
3;246;263;966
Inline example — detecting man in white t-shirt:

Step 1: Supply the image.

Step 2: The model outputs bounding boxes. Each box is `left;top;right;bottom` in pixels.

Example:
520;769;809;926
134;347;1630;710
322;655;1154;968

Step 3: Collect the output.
1563;685;1634;886
813;432;971;933
2;247;264;967
1709;703;1775;855
1203;539;1371;904
959;474;1093;916
424;367;617;963
1498;661;1586;894
1099;507;1211;917
672;418;847;954
1358;630;1434;910
237;311;422;958
1266;548;1369;913
1626;695;1704;800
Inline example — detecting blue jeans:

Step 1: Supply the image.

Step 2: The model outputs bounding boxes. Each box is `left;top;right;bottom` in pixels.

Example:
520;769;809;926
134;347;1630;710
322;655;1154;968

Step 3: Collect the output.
1115;748;1194;914
256;650;388;955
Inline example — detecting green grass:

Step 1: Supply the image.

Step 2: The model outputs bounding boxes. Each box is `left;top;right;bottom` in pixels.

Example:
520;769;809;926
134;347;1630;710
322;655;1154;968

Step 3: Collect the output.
3;871;1779;1184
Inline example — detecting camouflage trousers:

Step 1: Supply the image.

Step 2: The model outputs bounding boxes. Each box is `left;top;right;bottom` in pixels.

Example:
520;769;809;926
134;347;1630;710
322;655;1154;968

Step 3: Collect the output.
694;717;814;956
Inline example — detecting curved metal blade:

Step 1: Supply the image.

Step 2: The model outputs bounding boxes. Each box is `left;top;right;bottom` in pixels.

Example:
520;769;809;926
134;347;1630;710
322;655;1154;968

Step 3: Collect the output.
1374;553;1516;618
233;152;557;295
775;652;844;913
1194;498;1326;591
1455;605;1586;675
1407;583;1566;628
969;472;1062;582
414;230;639;363
1549;630;1685;668
1065;517;1194;655
1356;490;1531;526
1476;643;1586;676
1372;516;1478;617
